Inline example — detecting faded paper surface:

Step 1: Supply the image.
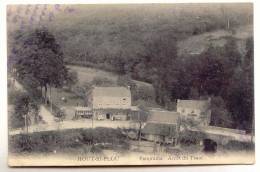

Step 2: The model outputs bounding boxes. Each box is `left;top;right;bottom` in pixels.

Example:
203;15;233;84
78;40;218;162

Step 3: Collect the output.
8;152;255;166
7;3;254;166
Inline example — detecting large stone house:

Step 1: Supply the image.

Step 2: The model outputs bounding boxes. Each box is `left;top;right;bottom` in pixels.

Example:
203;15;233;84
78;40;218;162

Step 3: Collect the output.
86;87;133;120
176;98;211;126
142;109;180;146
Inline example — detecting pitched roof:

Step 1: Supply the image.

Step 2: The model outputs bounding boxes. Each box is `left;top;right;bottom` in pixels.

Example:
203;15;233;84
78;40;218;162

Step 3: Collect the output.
92;87;131;97
130;106;139;111
148;110;180;124
142;123;178;136
177;99;210;111
75;106;92;111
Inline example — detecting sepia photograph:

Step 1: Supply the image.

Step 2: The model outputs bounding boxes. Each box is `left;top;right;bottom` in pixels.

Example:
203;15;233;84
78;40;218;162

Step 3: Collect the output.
6;3;254;166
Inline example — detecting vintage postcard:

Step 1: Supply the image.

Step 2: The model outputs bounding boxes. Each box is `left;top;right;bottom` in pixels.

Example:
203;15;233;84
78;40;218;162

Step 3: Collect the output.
7;3;254;166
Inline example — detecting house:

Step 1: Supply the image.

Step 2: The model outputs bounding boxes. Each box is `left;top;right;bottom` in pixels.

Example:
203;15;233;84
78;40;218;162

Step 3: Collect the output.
176;98;211;126
142;109;180;146
74;106;93;119
87;87;132;120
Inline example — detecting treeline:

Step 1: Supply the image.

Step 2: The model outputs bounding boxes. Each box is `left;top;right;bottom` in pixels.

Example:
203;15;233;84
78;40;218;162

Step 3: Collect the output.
133;34;253;131
175;37;253;131
9;27;254;131
67;34;253;131
8;4;253;131
50;4;252;74
8;28;73;128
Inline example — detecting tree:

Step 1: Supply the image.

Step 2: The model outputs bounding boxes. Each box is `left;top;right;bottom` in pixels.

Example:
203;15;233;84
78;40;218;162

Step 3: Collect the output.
92;76;115;87
210;96;233;128
224;37;242;68
11;92;39;129
117;75;137;100
189;87;200;99
71;85;86;98
144;33;178;107
225;37;253;131
135;104;149;142
65;70;78;90
135;85;155;102
11;28;68;103
117;75;136;89
198;53;225;96
244;37;254;138
220;5;231;30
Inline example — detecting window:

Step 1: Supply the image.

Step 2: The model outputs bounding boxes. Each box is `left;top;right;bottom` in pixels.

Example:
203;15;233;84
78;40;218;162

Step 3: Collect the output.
188;114;197;117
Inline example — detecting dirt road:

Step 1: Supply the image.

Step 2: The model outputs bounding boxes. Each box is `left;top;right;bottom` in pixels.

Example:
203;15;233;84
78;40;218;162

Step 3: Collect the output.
9;118;138;136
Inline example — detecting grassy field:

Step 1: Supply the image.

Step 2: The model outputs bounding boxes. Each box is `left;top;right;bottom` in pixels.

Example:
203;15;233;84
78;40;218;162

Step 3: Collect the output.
46;87;84;121
50;87;85;107
48;65;156;120
177;25;253;56
67;65;154;89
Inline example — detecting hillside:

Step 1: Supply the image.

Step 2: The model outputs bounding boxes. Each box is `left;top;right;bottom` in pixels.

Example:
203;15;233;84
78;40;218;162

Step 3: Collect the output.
68;65;153;89
177;24;253;56
7;4;253;61
7;4;254;130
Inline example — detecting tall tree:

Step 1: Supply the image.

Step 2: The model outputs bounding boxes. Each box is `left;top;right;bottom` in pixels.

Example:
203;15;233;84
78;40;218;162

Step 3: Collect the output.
65;70;78;90
145;33;178;107
11;28;68;103
11;92;39;129
134;104;149;142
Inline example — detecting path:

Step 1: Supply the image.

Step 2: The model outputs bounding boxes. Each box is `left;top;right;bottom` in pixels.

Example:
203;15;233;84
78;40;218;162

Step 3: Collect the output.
39;105;56;124
10;77;24;91
9;119;139;136
188;126;254;143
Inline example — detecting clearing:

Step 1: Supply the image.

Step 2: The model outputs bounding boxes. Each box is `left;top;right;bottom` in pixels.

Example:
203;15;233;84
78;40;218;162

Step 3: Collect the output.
177;25;253;56
67;65;154;89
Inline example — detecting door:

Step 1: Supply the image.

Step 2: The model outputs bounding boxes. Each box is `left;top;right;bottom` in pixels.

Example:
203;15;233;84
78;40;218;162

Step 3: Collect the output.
106;113;110;119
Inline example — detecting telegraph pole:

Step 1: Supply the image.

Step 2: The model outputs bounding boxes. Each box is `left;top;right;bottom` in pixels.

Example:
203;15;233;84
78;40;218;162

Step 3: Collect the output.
92;112;94;129
138;110;142;150
92;111;94;146
50;86;52;113
24;113;29;134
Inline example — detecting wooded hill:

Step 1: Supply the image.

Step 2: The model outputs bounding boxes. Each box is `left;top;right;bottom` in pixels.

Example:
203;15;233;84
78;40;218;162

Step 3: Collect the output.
7;4;254;131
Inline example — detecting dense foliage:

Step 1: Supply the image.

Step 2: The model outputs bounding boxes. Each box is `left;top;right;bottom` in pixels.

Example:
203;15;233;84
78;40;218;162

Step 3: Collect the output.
7;4;254;131
9;128;129;153
10;92;39;129
10;28;68;101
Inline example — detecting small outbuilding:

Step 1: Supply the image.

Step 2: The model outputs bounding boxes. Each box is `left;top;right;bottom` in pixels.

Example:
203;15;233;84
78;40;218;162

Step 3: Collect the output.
74;106;93;119
177;98;211;126
142;110;180;146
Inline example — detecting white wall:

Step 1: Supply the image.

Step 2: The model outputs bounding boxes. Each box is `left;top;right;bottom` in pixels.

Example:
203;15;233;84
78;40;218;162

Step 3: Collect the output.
93;96;131;109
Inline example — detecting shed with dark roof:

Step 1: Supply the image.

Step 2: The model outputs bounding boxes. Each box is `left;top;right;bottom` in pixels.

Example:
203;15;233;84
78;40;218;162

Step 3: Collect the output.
176;98;211;126
141;110;180;145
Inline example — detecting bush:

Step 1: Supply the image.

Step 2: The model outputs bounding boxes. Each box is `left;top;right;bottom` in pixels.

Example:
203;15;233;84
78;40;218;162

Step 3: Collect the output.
65;70;78;89
224;140;254;151
71;85;85;98
179;130;207;145
9;128;129;154
90;145;103;153
10;92;39;129
8;89;23;105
